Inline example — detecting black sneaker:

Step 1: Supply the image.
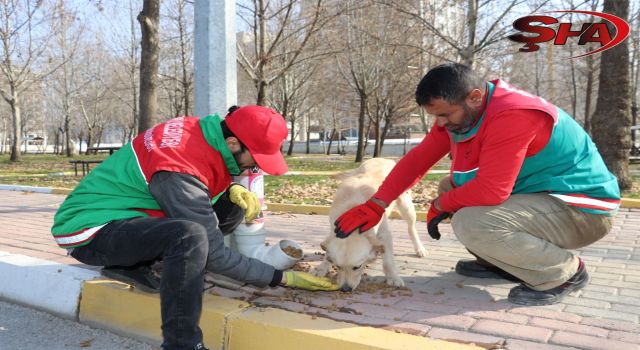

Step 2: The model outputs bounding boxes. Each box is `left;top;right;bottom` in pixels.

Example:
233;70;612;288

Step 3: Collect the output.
101;265;161;294
455;259;521;282
508;259;589;306
193;342;209;350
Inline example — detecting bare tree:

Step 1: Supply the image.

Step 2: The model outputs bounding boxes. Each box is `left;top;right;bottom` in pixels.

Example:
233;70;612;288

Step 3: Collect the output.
629;2;640;149
271;60;319;156
381;0;546;67
78;44;112;154
369;68;416;157
333;1;396;162
50;1;86;157
236;0;338;106
159;0;193;118
97;0;140;141
365;15;417;157
0;0;59;161
137;0;159;132
591;0;632;191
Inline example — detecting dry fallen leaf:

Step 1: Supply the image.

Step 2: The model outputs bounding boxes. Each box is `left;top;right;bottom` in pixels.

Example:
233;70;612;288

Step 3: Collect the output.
79;337;95;347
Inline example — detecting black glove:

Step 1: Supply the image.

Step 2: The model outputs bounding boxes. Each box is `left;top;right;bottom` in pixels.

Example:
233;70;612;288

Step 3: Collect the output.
427;211;452;240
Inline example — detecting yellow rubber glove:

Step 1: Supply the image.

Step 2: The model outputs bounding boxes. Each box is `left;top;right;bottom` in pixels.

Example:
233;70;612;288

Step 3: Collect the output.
283;271;340;291
228;184;261;222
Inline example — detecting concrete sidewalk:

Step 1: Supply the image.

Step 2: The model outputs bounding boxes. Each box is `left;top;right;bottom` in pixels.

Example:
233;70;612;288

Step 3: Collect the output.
2;190;640;349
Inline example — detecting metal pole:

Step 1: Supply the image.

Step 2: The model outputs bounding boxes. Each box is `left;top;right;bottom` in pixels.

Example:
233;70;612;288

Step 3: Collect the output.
194;0;237;117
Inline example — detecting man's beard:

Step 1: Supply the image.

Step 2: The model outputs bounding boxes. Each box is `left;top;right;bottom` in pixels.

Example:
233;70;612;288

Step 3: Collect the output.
447;103;478;135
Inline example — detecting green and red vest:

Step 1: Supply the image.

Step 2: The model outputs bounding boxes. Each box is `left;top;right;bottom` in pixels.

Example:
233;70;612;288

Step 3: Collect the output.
51;115;239;248
449;80;620;216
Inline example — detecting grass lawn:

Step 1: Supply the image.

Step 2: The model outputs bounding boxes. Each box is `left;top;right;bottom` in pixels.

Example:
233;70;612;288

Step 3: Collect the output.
1;153;638;210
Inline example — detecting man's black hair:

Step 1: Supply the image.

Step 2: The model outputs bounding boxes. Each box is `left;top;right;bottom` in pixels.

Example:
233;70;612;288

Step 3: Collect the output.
415;63;484;106
221;105;248;152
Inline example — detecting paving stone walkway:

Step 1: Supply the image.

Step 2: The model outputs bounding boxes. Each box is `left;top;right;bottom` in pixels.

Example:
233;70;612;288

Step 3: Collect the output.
2;190;640;350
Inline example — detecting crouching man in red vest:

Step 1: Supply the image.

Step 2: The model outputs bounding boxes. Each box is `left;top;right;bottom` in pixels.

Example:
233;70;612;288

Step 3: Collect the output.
52;106;337;350
335;63;619;306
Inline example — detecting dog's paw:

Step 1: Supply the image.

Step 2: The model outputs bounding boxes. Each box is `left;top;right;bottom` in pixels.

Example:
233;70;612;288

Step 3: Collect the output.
415;247;427;258
386;275;405;287
310;266;329;277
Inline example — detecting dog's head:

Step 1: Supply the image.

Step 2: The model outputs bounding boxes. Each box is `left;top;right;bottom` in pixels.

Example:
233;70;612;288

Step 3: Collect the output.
321;231;385;292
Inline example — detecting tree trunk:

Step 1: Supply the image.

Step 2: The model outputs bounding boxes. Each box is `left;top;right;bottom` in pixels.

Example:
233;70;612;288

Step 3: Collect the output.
53;130;59;155
418;108;429;133
97;126;105;147
85;131;93;156
591;0;632;192
287;117;295;156
64;115;72;157
380;115;392;152
129;0;139;137
373;118;381;157
0;117;5;154
355;94;367;162
584;52;594;134
77;132;83;154
255;0;268;107
178;0;190;116
569;45;577;118
326;128;335;155
461;0;478;67
137;0;160;133
9;89;20;162
305;122;311;154
256;81;269;106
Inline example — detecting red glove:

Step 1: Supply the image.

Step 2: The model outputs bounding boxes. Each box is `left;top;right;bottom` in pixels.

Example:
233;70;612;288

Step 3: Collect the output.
426;202;451;240
334;199;385;238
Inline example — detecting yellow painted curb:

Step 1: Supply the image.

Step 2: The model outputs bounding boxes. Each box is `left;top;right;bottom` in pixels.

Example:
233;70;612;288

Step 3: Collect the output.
621;198;640;208
51;188;72;195
79;280;481;350
79;280;163;344
79;280;252;348
267;203;330;216
227;307;481;350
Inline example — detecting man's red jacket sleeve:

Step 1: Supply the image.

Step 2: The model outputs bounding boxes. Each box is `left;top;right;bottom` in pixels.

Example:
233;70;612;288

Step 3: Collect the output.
374;123;450;205
374;110;552;212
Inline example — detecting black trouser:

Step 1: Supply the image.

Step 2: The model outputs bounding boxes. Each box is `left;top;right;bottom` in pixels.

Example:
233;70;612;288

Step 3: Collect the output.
71;197;244;350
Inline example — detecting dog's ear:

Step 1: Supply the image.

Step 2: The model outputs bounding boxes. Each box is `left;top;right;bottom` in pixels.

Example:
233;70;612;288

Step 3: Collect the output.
365;233;385;255
320;237;329;251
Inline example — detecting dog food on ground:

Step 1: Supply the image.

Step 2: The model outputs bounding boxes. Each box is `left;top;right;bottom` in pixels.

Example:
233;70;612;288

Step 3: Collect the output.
292;262;312;272
283;246;303;259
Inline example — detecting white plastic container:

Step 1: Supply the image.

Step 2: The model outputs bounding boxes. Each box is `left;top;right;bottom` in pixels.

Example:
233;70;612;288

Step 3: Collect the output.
230;168;302;270
231;223;302;270
233;168;266;215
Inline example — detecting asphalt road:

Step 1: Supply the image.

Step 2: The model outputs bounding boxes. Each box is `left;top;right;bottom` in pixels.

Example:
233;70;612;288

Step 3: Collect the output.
0;300;155;350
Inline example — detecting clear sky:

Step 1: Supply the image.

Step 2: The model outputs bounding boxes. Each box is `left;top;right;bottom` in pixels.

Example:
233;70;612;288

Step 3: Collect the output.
64;0;252;56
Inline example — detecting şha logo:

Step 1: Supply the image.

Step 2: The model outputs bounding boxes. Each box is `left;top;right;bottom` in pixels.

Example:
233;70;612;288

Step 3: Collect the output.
508;10;630;59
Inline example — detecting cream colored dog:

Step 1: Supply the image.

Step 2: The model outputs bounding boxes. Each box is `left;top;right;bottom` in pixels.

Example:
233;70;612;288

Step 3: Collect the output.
312;158;426;292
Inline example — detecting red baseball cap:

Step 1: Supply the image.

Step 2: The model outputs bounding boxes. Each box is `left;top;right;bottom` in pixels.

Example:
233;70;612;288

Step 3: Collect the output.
224;105;289;175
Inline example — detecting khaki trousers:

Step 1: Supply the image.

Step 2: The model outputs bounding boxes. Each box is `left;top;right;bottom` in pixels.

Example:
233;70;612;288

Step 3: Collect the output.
438;176;613;290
